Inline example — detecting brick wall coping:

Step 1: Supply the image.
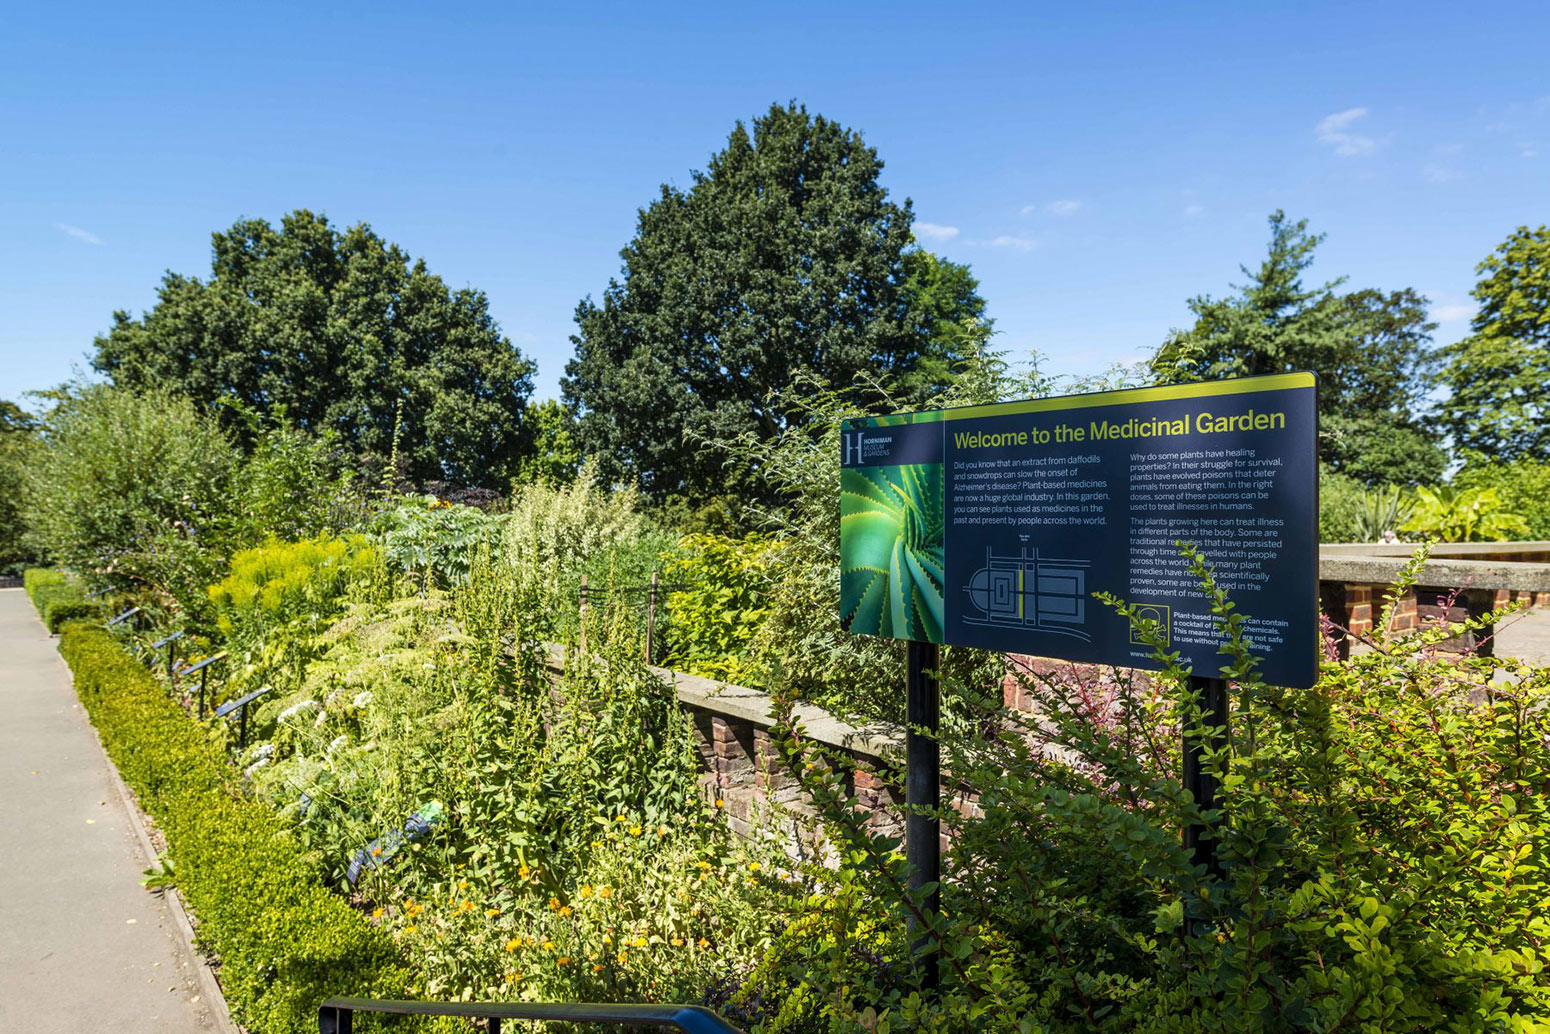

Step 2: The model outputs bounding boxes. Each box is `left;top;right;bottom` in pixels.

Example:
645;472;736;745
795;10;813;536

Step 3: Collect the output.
1321;541;1550;560
1319;553;1550;592
542;643;905;764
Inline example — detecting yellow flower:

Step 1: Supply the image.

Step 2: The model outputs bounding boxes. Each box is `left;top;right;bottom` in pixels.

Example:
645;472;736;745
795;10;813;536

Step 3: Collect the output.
696;860;711;871
548;896;561;911
697;937;709;948
579;884;593;899
558;906;572;917
486;908;499;917
505;938;521;952
629;825;642;837
505;971;522;983
598;886;613;899
714;798;723;809
615;815;628;824
542;940;555;951
602;934;612;945
518;864;530;879
557;956;571;966
458;880;468;889
371;907;384;919
371;847;383;857
616;951;627;964
458;900;475;913
632;937;647;948
657;825;668;837
671;937;684;947
748;862;761;873
593;964;604;973
404;924;418;934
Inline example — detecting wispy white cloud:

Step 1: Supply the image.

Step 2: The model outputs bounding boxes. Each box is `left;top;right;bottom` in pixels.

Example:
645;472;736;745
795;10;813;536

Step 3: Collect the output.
56;222;103;245
1020;200;1083;216
1432;303;1474;324
915;222;960;242
1423;165;1462;183
984;235;1039;251
1182;203;1205;219
1316;107;1376;156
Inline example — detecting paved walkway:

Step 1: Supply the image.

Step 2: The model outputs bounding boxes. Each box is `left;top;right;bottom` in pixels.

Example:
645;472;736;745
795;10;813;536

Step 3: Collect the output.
0;589;218;1034
1494;605;1550;665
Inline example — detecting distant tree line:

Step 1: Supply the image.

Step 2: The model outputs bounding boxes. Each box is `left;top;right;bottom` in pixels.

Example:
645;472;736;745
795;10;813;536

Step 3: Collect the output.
1;101;1546;539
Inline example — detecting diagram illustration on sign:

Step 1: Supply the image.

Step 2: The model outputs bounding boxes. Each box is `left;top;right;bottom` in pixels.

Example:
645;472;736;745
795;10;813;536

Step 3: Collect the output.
963;545;1091;640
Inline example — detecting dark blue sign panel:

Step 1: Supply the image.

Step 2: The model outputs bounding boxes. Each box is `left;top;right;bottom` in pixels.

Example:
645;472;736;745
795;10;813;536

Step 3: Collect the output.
840;373;1318;688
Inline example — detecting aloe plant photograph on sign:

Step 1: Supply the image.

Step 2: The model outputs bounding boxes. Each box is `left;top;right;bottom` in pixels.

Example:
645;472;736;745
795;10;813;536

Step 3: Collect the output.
840;462;945;642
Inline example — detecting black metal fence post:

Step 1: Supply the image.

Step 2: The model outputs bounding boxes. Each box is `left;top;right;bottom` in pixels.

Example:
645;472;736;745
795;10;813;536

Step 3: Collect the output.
1182;674;1229;879
906;639;941;988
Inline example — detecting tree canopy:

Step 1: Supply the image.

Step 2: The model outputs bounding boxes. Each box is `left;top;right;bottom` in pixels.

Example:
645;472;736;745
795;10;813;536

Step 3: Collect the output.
1151;211;1442;485
91;210;536;490
1437;225;1550;463
563;102;986;504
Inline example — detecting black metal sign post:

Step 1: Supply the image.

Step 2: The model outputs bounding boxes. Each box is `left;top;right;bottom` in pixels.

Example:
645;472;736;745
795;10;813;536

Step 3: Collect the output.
214;683;274;749
179;652;227;718
1182;675;1229;881
905;639;941;989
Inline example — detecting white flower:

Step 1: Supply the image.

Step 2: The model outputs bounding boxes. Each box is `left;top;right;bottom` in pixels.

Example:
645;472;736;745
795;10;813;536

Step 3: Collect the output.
327;734;349;755
351;690;373;709
279;699;320;723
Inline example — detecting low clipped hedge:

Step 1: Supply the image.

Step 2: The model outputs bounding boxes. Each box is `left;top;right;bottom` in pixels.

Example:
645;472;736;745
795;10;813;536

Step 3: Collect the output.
57;625;424;1033
24;567;100;631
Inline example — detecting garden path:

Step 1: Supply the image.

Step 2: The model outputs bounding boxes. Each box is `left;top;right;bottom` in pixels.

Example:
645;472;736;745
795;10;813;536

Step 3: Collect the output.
1493;606;1550;664
0;589;219;1034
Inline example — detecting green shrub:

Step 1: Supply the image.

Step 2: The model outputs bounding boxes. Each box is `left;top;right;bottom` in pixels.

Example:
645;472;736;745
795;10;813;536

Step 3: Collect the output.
662;533;773;684
1454;458;1550;540
736;548;1550;1032
376;496;504;587
208;535;379;698
20;386;242;618
1318;466;1366;541
1401;485;1531;542
23;567;102;631
56;625;423;1033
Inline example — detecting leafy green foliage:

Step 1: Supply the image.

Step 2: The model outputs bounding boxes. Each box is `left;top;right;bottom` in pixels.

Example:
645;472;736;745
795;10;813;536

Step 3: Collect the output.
512;398;583;488
1152;211;1443;485
839;463;945;642
739;547;1550;1033
0;400;36;574
1453;457;1550;539
564;102;983;504
376;496;504;588
23;567;102;631
20;386;242;618
91;209;537;489
1318;466;1366;542
662;533;774;684
1437;226;1550;462
1400;485;1531;543
56;625;422;1033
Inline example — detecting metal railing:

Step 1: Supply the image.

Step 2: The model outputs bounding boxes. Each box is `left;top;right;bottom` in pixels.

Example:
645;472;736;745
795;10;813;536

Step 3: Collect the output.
317;997;745;1034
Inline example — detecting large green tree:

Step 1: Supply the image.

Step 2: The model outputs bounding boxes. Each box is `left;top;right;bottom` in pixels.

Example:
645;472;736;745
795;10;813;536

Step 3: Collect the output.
1151;211;1442;485
563;102;985;503
1437;225;1550;462
92;210;536;489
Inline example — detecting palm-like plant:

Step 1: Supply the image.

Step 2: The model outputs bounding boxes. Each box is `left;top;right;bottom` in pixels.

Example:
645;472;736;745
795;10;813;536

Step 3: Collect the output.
840;463;944;642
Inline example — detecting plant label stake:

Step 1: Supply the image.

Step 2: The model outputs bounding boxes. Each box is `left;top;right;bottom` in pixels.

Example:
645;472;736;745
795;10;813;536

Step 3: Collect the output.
906;639;941;988
646;571;658;665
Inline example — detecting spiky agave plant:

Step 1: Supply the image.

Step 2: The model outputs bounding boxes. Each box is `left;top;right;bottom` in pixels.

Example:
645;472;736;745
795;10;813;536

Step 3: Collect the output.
840;463;944;642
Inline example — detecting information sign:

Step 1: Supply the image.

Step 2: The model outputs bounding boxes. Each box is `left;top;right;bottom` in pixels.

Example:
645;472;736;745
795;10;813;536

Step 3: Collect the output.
840;373;1318;687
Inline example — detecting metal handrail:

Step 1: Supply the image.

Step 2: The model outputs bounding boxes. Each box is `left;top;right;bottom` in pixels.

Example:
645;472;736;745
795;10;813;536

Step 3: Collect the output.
318;997;745;1033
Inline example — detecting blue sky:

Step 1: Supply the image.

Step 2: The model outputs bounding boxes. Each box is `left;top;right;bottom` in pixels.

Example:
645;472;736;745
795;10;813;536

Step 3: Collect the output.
2;1;1546;406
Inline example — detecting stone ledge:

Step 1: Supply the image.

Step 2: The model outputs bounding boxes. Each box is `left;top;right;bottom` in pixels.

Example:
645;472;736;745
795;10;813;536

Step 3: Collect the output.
1319;553;1550;593
542;643;905;764
1321;541;1550;559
